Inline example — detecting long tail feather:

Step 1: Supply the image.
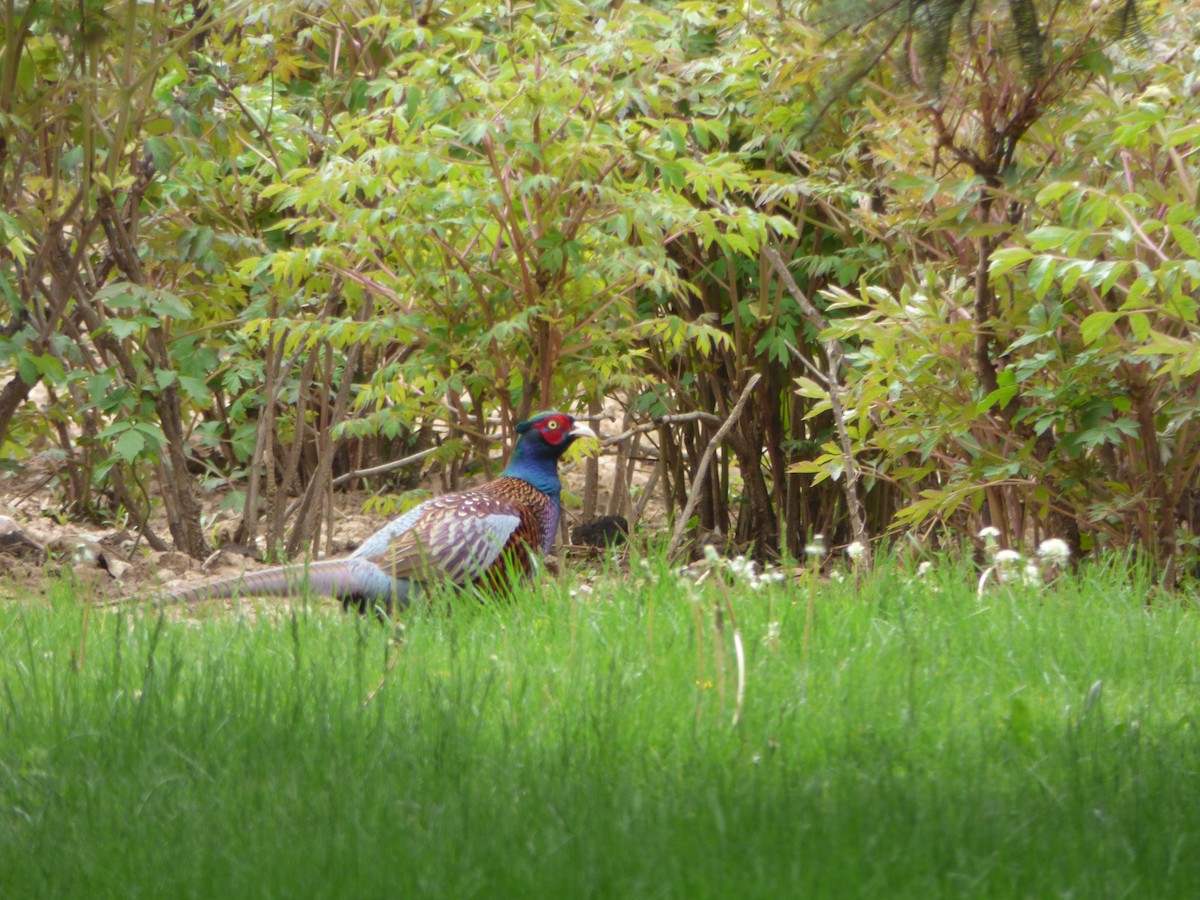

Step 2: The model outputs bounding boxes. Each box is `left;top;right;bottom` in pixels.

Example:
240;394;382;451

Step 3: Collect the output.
164;558;408;610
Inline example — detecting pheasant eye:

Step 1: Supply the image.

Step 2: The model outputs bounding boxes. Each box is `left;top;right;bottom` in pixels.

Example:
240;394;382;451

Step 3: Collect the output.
546;420;560;430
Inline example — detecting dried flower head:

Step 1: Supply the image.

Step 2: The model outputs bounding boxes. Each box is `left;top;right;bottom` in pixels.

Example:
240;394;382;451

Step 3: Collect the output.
1038;538;1071;564
994;549;1023;567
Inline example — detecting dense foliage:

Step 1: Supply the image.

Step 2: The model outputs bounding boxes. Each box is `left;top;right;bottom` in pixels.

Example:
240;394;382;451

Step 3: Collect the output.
1;1;1197;578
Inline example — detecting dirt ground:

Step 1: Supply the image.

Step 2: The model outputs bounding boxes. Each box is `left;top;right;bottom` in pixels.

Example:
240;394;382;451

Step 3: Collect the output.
0;436;660;606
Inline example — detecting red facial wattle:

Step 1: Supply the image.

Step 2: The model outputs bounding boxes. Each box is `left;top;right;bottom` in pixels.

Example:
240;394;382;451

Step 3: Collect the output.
535;415;572;445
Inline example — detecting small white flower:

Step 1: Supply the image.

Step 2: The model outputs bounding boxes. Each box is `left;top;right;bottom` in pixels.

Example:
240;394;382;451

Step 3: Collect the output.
916;561;934;577
829;569;845;583
994;549;1023;567
978;526;1001;541
845;541;865;561
1023;562;1042;586
804;534;826;558
703;545;722;565
1038;538;1071;564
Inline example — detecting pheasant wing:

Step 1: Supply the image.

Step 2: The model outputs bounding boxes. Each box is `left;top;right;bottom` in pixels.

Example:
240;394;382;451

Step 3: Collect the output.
351;491;525;586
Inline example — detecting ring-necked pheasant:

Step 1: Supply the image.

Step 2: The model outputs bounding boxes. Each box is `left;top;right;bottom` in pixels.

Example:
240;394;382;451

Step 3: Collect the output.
158;411;595;613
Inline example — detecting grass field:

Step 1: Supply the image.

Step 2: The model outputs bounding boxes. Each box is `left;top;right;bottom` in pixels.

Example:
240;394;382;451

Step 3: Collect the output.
2;553;1199;898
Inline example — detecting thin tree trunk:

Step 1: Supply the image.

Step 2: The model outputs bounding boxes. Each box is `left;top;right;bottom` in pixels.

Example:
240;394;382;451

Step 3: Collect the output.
764;245;871;564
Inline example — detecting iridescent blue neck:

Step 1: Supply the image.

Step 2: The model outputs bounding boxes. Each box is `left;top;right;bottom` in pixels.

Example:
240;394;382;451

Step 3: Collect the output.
502;437;563;500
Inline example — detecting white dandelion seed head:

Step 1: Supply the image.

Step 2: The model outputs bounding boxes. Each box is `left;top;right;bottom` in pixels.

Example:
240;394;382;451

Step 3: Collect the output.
978;526;1001;541
1023;562;1042;586
729;556;752;577
845;541;866;560
1038;538;1071;563
994;549;1023;567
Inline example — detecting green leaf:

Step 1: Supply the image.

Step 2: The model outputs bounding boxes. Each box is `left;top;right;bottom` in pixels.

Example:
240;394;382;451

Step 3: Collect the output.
1127;312;1150;342
660;161;685;190
148;291;194;320
1169;225;1200;261
134;422;166;452
977;384;1019;413
1080;311;1121;345
182;227;215;262
16;354;38;385
1027;256;1056;301
60;145;84;177
113;429;146;463
145;137;173;172
988;247;1034;277
94;283;149;308
143;116;173;136
793;376;826;400
1027;226;1079;251
889;172;936;191
459;120;489;145
1035;181;1076;205
178;375;210;402
106;318;144;340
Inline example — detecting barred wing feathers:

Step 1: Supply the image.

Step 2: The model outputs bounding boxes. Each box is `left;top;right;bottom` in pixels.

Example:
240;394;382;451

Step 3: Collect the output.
351;477;557;589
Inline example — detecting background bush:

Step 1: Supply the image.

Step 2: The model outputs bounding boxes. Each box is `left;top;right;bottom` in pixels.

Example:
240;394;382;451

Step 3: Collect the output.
1;0;1197;578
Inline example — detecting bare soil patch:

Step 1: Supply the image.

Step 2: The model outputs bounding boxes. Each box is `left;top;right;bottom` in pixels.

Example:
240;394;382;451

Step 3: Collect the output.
0;441;664;605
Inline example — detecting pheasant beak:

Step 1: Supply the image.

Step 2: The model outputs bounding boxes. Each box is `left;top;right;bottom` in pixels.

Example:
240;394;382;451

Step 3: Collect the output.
563;421;599;464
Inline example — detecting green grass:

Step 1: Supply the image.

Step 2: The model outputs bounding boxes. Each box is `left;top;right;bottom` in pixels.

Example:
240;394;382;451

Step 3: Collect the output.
2;556;1199;898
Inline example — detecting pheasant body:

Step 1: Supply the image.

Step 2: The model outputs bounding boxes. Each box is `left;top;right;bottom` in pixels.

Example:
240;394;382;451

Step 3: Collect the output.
162;412;593;612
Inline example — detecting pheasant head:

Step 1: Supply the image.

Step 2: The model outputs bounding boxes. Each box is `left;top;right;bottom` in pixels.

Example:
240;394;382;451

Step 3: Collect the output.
502;411;596;497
